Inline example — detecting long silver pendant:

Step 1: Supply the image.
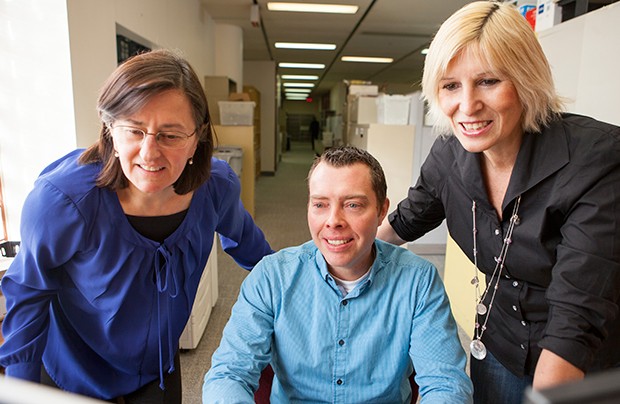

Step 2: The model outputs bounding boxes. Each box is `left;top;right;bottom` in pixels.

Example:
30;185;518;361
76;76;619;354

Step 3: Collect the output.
476;303;487;315
470;339;487;360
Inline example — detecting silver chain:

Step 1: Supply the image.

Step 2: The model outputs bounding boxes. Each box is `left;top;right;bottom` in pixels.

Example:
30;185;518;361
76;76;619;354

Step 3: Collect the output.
470;196;521;359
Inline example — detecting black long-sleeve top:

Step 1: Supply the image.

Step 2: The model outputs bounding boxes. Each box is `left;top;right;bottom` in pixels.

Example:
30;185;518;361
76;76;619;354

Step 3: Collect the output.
389;113;620;377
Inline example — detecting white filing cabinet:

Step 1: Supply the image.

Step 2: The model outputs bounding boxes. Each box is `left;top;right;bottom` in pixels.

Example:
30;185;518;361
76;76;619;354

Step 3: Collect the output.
348;123;415;210
179;238;218;349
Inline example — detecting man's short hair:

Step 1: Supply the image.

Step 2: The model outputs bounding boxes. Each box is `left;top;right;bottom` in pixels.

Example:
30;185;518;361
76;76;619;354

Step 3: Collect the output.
308;146;387;209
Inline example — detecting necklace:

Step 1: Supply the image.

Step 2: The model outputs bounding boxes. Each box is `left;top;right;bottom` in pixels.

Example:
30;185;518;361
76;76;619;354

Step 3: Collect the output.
469;196;521;360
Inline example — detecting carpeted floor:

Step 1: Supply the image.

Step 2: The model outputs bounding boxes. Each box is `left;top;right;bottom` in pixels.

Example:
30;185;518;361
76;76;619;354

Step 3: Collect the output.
179;141;466;403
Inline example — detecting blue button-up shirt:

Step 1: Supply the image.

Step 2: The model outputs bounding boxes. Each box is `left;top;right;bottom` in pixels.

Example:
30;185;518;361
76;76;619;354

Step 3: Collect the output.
203;239;473;403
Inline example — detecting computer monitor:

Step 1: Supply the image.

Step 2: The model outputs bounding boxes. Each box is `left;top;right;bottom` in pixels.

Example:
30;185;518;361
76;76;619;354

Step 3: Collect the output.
0;375;105;404
523;367;620;404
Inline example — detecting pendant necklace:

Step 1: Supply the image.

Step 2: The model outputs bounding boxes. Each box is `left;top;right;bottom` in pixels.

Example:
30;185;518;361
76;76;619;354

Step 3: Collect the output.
470;195;521;360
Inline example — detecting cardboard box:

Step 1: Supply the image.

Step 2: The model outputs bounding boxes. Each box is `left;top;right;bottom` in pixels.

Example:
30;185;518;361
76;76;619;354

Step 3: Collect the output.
535;0;562;32
228;92;251;101
349;84;379;96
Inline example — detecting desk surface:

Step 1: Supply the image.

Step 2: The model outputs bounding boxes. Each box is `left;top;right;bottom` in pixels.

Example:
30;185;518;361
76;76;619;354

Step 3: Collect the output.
0;256;14;272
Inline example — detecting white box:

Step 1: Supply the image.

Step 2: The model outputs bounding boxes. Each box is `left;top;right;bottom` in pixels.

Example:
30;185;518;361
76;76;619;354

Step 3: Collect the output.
535;0;562;32
376;94;412;125
218;101;255;126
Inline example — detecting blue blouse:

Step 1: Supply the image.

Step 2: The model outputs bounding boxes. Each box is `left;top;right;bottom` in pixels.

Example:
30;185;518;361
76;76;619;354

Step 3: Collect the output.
0;149;272;399
203;240;473;403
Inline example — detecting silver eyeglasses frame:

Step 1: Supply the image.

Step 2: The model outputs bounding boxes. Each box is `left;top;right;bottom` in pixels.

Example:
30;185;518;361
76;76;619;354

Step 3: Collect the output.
110;124;197;149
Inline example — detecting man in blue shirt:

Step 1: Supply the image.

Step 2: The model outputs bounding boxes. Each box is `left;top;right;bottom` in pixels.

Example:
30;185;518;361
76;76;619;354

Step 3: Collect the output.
203;146;473;403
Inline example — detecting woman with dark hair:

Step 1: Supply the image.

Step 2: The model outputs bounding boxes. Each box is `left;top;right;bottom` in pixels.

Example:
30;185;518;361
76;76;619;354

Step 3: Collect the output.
0;49;272;403
378;2;620;403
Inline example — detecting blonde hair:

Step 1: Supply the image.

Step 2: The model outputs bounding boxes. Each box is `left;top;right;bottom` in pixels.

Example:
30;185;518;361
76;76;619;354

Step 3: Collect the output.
422;1;564;135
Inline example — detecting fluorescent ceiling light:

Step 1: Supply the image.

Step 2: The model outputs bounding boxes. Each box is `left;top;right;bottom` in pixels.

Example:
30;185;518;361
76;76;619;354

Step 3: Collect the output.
268;2;358;14
279;62;325;69
281;74;319;80
341;56;394;63
275;42;336;50
285;88;312;93
283;82;314;88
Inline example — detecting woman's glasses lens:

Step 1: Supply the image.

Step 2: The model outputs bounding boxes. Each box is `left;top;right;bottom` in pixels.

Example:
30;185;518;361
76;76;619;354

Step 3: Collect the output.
113;126;193;149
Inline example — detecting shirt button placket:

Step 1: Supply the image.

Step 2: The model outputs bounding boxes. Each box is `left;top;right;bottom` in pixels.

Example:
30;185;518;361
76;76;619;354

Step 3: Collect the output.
334;299;348;400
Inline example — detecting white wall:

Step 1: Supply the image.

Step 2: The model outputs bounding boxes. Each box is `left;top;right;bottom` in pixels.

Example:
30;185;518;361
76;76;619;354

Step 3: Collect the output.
1;0;224;239
244;61;278;173
538;2;620;126
67;0;218;148
215;24;243;90
0;0;77;239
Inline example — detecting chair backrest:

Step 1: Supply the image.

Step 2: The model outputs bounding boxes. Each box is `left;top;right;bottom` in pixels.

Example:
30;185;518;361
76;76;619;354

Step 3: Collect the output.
254;365;419;403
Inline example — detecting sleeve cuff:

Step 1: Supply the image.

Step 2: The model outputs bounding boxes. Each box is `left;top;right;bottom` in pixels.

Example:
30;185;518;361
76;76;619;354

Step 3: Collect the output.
538;337;592;372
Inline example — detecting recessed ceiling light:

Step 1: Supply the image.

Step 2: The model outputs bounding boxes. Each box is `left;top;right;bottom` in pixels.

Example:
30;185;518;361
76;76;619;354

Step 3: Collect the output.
275;42;336;50
281;74;319;80
283;82;315;88
279;62;325;69
341;56;394;63
285;88;312;93
267;2;358;14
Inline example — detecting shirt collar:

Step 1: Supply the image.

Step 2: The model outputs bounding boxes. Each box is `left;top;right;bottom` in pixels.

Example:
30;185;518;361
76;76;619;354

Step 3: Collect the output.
314;241;383;298
452;117;569;213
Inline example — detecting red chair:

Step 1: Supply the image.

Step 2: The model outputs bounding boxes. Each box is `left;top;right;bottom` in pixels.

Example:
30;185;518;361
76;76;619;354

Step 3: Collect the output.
254;365;419;403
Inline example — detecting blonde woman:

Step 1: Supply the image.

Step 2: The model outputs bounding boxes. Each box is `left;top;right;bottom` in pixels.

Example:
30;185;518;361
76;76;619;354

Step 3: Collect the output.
378;2;620;403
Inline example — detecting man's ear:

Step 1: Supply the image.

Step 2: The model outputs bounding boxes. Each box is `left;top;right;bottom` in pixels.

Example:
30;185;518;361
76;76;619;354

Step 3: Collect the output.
378;197;390;223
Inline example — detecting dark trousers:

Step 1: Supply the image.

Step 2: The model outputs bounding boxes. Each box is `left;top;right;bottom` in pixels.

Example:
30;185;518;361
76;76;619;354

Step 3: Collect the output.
41;351;182;404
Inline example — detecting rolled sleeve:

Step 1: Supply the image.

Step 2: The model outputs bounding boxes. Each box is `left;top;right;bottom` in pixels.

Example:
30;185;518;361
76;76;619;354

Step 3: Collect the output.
541;154;620;370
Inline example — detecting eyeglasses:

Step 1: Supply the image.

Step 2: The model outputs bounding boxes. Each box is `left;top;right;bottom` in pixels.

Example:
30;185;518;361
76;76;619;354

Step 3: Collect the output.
111;125;196;149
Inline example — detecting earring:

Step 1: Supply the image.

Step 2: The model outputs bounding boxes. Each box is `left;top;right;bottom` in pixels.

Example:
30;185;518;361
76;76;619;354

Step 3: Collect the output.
188;157;194;165
114;151;119;158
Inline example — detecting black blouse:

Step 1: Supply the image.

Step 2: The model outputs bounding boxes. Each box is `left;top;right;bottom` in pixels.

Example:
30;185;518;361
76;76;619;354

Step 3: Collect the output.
389;113;620;377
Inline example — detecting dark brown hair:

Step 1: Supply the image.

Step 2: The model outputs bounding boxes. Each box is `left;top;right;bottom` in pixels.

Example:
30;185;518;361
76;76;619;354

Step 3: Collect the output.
79;49;214;194
308;146;387;209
